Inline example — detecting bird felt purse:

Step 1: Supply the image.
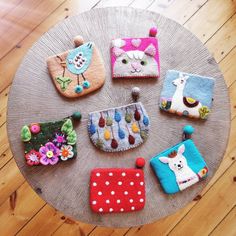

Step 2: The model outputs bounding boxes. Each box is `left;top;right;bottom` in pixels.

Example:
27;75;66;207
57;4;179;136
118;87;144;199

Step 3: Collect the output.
88;102;150;152
150;126;208;194
47;36;105;98
160;70;215;119
90;158;146;213
21;113;81;166
111;27;160;79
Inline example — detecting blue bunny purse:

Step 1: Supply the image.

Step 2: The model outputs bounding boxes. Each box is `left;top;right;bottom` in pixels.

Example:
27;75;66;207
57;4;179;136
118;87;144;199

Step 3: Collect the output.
150;126;208;194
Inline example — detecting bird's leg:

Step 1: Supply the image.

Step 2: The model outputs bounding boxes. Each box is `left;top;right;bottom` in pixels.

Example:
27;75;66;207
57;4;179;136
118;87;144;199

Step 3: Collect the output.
81;73;87;81
77;74;80;85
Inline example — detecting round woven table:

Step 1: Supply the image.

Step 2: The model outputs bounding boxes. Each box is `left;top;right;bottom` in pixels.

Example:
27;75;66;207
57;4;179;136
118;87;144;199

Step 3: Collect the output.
7;7;230;227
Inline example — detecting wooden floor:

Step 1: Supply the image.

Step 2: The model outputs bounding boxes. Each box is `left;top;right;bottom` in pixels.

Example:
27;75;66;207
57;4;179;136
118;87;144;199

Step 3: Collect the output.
0;0;236;235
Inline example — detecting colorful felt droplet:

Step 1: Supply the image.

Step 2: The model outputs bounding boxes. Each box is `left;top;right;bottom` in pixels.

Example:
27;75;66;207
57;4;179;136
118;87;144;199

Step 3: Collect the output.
111;139;118;149
98;113;105;128
118;128;125;139
104;129;111;140
132;122;139;133
134;108;141;121
143;115;149;126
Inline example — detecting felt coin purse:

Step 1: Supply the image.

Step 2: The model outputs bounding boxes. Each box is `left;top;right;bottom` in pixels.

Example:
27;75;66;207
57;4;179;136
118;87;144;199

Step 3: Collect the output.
150;126;208;194
47;35;105;98
90;158;146;213
160;70;215;119
111;27;160;79
21;113;81;166
88;102;150;152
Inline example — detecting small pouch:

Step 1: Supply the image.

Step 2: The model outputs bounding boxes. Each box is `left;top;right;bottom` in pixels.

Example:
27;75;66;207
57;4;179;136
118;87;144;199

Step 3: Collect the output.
150;126;208;194
111;27;160;79
88;102;150;152
21;113;81;166
90;158;146;213
160;70;215;119
47;36;105;98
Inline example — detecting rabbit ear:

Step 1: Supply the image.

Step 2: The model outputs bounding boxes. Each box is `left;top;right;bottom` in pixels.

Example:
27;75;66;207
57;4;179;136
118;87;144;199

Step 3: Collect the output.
159;156;169;164
113;47;125;57
144;44;156;57
178;144;185;154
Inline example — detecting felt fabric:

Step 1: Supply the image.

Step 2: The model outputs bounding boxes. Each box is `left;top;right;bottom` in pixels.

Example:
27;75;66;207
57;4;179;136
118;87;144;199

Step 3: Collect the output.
47;36;105;98
90;168;145;213
160;70;215;119
21;118;77;166
150;139;208;194
111;35;160;79
88;102;150;152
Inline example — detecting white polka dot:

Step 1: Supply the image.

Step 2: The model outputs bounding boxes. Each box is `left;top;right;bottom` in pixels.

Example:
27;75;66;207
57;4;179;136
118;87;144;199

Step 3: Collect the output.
140;182;144;186
111;191;115;195
129;199;134;203
106;199;110;204
137;191;142;195
136;173;140;177
96;173;100;177
109;172;113;176
120;208;124;212
109;208;113;212
130;181;134;186
117;199;121;204
118;181;122;185
131;206;135;211
140;198;144;202
92;201;97;205
122;172;126;177
99;208;103;212
105;181;110;185
98;191;102;195
124;191;128;195
93;182;97;186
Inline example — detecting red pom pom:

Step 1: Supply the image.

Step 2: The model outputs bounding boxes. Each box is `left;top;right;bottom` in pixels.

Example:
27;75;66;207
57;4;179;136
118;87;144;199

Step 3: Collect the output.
149;27;158;37
136;157;145;168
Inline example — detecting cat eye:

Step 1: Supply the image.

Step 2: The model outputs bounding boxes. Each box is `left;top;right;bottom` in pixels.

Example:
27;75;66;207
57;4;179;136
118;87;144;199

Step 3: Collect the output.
122;59;128;64
140;60;147;66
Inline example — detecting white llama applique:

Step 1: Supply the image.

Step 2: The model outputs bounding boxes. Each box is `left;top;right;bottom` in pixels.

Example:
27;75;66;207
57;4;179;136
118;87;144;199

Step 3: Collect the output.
159;144;199;191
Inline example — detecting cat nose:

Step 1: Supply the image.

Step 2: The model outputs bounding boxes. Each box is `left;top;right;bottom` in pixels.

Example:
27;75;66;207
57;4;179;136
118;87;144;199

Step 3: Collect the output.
131;62;141;71
177;164;181;168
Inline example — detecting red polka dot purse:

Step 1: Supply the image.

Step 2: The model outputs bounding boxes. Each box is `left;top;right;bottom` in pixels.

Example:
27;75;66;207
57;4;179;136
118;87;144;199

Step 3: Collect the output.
90;158;146;213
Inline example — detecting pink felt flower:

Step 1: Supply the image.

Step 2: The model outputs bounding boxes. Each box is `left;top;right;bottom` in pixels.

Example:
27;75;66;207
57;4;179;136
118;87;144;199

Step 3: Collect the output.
25;150;41;166
53;133;66;147
39;142;59;165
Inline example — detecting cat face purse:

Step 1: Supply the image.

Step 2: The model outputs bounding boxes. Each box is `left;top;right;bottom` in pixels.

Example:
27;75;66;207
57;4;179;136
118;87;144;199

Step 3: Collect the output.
150;126;208;194
111;27;160;79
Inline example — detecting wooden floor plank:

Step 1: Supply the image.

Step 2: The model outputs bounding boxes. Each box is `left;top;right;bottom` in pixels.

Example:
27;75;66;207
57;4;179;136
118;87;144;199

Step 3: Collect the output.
184;0;236;43
0;182;45;235
0;123;9;155
0;148;13;170
0;0;66;59
129;0;155;9
219;46;236;88
16;204;65;236
149;0;208;25
229;81;236;120
0;86;10;126
0;159;25;206
210;206;236;236
206;13;236;63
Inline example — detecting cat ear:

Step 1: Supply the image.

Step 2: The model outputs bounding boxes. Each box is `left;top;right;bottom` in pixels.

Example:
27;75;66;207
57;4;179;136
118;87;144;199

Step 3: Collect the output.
144;44;156;57
113;47;125;57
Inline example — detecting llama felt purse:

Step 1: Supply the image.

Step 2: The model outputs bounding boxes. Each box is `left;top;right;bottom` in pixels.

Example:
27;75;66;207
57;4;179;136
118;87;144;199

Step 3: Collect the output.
47;36;105;98
160;70;215;119
21;112;81;166
88;102;150;152
90;158;146;213
150;126;208;194
111;27;160;79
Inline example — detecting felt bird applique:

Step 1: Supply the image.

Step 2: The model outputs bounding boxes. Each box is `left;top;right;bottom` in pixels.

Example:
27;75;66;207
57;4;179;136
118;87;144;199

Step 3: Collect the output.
66;42;94;93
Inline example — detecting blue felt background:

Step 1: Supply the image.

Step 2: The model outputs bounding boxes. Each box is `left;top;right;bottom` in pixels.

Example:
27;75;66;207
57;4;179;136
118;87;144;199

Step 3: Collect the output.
160;70;215;108
150;139;208;194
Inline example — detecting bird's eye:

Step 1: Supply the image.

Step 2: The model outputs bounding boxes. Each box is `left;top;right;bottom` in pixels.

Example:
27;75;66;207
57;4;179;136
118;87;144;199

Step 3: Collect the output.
180;161;182;163
122;59;128;64
140;60;147;66
181;79;184;83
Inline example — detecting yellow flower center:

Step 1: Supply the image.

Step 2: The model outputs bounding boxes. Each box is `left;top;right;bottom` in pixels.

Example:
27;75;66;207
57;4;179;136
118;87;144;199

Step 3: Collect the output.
46;151;53;158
